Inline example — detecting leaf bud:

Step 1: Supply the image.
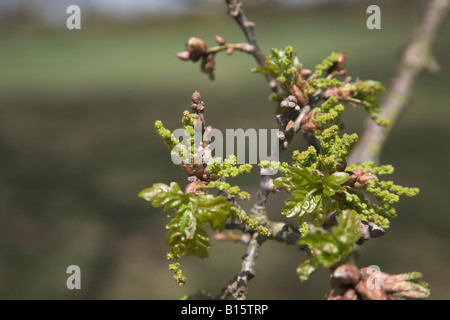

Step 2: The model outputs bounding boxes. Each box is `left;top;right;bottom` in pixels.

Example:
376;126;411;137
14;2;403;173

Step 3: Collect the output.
301;68;312;78
332;264;361;286
292;85;309;106
176;51;191;61
215;35;226;45
191;90;202;103
336;52;346;70
201;53;215;75
186;37;207;61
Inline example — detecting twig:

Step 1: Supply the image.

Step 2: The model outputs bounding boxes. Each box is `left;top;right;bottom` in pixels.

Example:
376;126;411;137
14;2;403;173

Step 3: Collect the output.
219;2;273;296
225;217;304;247
219;0;320;299
348;0;449;165
213;231;251;244
207;42;253;55
216;232;266;300
225;0;266;67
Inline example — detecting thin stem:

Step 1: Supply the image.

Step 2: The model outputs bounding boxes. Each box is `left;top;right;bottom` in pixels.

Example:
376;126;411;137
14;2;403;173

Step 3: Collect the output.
207;42;253;55
225;0;266;67
216;232;265;300
348;0;449;165
213;231;251;244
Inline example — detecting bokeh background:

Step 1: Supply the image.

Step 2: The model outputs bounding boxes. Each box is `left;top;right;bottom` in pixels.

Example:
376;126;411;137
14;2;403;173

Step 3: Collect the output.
0;0;449;299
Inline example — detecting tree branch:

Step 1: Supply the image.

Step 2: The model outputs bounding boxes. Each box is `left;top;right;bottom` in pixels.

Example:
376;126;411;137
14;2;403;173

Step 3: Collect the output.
218;1;324;299
348;0;449;165
216;232;266;300
225;0;266;67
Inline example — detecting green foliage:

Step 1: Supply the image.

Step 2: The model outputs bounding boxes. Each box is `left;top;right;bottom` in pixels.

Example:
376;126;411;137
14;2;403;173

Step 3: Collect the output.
344;161;420;228
271;113;419;280
230;205;271;236
251;46;387;125
145;23;426;294
251;46;295;89
200;180;250;200
167;253;186;286
274;166;348;226
314;52;340;77
139;182;232;260
206;155;253;178
317;125;359;172
258;160;290;174
275;125;419;230
346;80;387;124
314;98;345;128
155;120;180;151
297;210;361;281
251;46;297;105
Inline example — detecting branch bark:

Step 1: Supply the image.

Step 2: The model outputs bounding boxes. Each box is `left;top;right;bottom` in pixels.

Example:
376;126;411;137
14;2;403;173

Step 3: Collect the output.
216;232;265;300
218;0;321;299
348;0;449;165
225;0;266;67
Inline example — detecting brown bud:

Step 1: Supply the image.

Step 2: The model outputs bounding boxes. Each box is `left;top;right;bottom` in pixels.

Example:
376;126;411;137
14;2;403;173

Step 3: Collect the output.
176;51;191;61
226;47;234;55
292;85;309;106
193;164;206;180
300;110;311;126
344;169;374;189
187;37;207;55
185;180;208;194
191;102;204;113
182;164;194;176
336;52;346;70
215;35;226;45
359;173;375;184
323;87;349;100
301;122;317;132
185;180;200;194
301;68;312;78
191;90;202;103
186;37;207;61
300;110;317;132
355;281;388;300
200;53;215;74
332;264;361;286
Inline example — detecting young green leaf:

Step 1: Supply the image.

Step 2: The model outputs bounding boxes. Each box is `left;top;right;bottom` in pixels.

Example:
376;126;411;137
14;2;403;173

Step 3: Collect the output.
297;210;361;281
139;182;190;211
195;195;232;231
323;172;349;196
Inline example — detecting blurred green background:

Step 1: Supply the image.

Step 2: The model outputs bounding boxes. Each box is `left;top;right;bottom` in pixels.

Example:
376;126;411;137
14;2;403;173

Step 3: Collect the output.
0;0;449;299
